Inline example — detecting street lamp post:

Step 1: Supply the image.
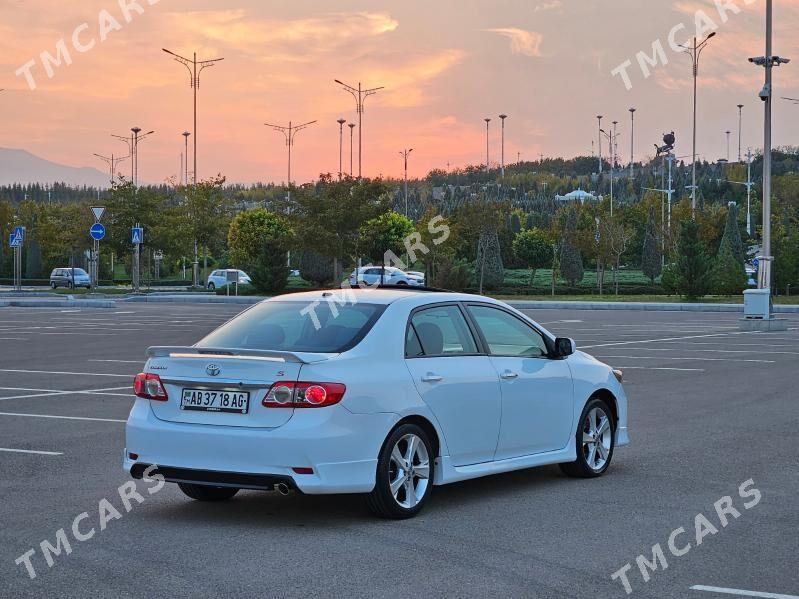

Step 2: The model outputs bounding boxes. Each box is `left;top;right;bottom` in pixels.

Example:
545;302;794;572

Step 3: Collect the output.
264;120;317;201
681;32;717;216
337;118;346;180
499;114;507;178
93;153;129;186
737;104;744;162
749;0;790;296
596;115;603;173
484;118;491;174
723;148;754;237
726;130;732;162
629;108;636;177
400;149;413;216
163;49;224;185
130;128;154;187
334;80;384;179
348;123;355;177
182;131;190;185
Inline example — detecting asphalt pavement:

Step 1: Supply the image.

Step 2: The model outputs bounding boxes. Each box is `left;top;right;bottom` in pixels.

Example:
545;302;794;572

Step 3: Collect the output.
0;304;797;599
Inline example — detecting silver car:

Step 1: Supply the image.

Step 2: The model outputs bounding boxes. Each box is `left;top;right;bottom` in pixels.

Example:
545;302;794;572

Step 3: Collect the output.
50;268;91;289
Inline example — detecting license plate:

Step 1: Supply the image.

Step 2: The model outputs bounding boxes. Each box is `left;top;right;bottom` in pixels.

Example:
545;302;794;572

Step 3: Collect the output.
180;389;250;414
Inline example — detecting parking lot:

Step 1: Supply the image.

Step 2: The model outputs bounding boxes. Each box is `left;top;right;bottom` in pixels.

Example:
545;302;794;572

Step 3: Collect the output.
0;303;797;598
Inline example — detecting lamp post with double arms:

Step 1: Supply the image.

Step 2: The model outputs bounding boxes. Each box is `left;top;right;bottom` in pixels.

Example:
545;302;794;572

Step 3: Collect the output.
334;80;383;179
162;48;224;185
680;32;717;216
484;118;491;175
264;120;317;201
499;114;507;178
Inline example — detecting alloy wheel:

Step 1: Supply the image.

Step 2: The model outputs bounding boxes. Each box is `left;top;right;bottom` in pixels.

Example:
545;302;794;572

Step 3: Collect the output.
581;406;612;471
387;433;430;509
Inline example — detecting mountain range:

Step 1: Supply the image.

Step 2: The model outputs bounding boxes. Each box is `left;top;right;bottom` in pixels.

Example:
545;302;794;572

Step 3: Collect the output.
0;148;110;187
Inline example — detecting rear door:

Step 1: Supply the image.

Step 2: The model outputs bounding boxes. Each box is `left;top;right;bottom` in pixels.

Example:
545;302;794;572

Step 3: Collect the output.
404;303;501;466
465;304;574;459
146;355;302;428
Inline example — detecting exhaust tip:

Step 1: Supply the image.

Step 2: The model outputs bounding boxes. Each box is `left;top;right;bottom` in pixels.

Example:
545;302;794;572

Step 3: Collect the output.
276;483;290;496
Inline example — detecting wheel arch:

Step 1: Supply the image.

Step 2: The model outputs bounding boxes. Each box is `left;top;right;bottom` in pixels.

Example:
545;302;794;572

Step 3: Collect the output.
588;388;618;424
392;415;441;460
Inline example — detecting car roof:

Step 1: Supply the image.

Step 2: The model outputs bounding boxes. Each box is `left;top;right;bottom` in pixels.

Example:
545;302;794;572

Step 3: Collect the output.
264;288;504;307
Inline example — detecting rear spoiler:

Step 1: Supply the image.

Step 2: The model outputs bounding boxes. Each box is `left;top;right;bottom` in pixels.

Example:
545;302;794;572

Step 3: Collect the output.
145;346;333;364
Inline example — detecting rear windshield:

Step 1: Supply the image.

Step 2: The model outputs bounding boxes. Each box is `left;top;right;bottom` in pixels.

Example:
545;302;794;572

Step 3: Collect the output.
196;301;386;353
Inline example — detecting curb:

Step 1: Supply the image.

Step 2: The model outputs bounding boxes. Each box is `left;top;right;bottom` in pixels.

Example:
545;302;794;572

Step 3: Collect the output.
507;300;799;313
0;299;115;308
121;294;263;304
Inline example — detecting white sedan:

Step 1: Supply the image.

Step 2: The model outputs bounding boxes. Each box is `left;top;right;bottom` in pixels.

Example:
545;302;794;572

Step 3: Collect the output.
349;266;424;287
206;269;251;290
125;289;629;518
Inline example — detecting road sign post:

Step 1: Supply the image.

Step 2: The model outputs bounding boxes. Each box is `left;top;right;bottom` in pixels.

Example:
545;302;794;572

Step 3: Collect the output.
9;226;25;292
88;221;106;289
131;226;144;292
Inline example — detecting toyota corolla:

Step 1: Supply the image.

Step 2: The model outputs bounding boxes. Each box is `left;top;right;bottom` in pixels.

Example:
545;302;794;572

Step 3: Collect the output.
125;288;629;519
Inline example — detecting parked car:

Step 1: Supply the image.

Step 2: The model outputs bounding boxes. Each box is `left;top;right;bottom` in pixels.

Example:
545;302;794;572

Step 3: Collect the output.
348;266;424;287
206;269;251;290
50;267;91;289
126;288;629;519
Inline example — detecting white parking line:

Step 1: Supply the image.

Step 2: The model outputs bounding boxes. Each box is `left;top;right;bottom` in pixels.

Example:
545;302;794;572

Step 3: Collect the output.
89;359;143;364
606;347;799;356
0;447;63;456
690;585;799;599
0;412;126;423
594;355;775;363
0;369;132;377
581;331;755;349
0;385;132;402
612;366;705;372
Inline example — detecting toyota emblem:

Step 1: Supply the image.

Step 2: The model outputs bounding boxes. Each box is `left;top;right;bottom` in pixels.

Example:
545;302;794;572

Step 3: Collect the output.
206;364;221;377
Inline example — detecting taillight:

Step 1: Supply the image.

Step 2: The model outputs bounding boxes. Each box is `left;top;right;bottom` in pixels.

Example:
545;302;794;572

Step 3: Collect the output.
133;373;169;401
263;381;345;408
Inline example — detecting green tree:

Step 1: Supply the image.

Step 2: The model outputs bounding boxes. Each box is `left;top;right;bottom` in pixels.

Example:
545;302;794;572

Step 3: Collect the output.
718;202;745;266
641;206;662;283
250;240;290;293
475;225;504;291
712;243;747;295
359;210;415;269
178;176;232;278
513;228;551;288
227;208;292;269
673;219;712;300
559;241;584;286
299;250;334;286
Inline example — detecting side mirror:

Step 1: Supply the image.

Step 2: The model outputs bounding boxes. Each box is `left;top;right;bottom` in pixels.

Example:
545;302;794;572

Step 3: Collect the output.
555;337;576;357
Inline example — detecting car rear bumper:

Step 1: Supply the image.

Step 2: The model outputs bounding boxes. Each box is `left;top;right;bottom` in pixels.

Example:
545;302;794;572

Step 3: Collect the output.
124;399;397;494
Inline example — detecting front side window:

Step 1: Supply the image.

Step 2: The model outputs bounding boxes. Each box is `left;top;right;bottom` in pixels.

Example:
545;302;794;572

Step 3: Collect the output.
467;305;549;358
197;301;385;353
408;305;478;357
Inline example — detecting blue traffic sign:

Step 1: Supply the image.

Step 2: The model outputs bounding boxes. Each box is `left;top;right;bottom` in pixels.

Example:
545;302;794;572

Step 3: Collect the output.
9;227;24;247
752;257;760;271
90;223;106;241
131;227;143;245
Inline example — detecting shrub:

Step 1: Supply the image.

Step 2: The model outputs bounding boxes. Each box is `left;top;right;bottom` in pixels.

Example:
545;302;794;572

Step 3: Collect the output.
559;242;584;285
474;227;504;290
299;250;333;286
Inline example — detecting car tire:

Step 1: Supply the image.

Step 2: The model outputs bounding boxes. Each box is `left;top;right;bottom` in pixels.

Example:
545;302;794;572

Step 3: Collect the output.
396;280;408;286
207;282;215;291
178;483;239;501
67;282;74;290
50;282;57;289
560;397;616;478
367;423;435;519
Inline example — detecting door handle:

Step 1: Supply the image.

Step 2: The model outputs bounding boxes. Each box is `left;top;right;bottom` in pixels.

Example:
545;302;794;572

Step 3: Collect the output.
421;373;443;383
500;370;518;380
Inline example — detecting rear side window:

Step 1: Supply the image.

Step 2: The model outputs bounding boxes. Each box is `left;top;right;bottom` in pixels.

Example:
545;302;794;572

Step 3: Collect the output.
197;301;386;353
408;305;478;357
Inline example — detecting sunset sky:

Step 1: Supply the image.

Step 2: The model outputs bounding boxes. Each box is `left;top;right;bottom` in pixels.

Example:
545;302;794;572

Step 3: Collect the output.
1;0;799;185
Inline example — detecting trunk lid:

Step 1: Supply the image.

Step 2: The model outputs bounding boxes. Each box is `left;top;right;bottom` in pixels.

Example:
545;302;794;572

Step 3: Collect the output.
143;347;330;429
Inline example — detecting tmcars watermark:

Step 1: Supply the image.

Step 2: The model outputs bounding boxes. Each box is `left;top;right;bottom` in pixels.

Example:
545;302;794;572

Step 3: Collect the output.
610;478;762;595
300;215;450;330
14;466;164;580
611;0;759;91
14;0;162;91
